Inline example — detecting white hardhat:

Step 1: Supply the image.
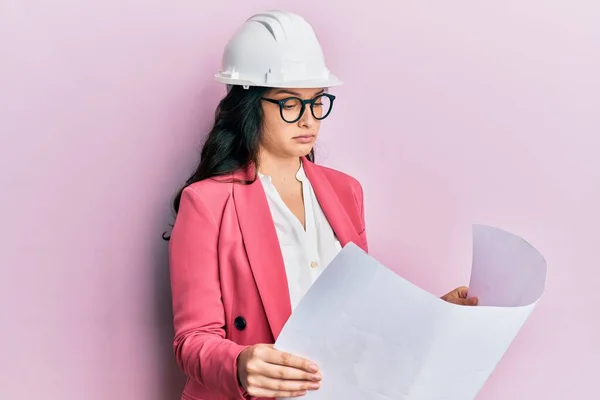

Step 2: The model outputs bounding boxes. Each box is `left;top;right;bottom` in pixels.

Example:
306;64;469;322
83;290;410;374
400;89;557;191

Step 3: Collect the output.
215;10;342;89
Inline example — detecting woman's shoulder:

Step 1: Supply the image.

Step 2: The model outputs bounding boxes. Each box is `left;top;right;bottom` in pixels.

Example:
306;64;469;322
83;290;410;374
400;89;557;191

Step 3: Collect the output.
309;162;366;227
312;162;363;191
181;175;237;211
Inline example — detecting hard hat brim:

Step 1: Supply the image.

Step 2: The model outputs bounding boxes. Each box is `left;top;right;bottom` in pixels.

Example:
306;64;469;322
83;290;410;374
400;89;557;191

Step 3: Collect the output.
214;73;343;89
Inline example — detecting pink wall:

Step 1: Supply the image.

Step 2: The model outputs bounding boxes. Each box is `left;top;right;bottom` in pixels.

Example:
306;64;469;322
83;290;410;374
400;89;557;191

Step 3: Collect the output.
1;1;598;399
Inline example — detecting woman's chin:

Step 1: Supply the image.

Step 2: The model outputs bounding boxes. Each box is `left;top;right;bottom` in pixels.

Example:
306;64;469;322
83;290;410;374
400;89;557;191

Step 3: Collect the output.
290;143;315;156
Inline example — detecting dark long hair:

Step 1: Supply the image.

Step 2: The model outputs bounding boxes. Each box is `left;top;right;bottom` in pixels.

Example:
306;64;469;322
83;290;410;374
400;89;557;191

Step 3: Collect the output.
162;84;315;240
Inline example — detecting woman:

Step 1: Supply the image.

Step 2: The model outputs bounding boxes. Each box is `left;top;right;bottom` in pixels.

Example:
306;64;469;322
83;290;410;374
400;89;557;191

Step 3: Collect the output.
167;10;477;400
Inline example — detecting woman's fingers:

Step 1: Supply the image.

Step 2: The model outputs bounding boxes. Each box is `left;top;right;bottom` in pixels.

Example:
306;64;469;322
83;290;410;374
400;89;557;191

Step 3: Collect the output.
240;344;322;398
245;373;319;398
450;296;478;306
259;361;322;382
247;387;308;398
248;374;320;392
263;346;319;373
454;286;469;298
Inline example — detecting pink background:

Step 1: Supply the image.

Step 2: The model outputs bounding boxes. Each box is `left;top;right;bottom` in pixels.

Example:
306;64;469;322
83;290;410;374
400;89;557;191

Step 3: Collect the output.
1;1;598;399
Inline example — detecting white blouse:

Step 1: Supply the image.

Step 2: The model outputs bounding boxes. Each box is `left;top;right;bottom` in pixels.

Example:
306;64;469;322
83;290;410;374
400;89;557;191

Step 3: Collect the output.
258;162;342;311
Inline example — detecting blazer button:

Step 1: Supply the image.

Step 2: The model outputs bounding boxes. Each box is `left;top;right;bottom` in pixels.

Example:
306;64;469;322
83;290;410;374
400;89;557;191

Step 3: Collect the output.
234;316;246;331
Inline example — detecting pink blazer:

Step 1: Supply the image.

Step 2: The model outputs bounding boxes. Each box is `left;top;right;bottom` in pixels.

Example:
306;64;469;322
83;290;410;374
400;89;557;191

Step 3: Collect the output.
168;157;368;400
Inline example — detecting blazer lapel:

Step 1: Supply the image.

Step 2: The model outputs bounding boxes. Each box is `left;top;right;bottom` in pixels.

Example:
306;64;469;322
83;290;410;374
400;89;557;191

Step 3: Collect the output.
302;157;361;247
231;158;360;339
232;166;292;339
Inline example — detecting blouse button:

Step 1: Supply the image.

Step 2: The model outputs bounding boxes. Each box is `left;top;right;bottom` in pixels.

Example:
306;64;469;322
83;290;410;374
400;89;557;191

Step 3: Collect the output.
310;261;318;268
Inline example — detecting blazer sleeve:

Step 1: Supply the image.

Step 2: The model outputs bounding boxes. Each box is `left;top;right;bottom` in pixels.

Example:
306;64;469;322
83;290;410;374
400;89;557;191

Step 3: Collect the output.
168;186;249;399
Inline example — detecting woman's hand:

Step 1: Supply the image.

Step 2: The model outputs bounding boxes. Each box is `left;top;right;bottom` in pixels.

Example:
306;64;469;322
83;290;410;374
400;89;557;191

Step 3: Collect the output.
441;286;478;306
237;344;322;398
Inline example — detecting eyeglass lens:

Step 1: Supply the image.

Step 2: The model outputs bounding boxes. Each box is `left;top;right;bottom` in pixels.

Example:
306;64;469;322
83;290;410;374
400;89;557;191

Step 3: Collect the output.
281;95;332;122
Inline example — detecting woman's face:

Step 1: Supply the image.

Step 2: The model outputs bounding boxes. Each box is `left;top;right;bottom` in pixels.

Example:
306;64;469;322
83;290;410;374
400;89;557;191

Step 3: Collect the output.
259;87;330;159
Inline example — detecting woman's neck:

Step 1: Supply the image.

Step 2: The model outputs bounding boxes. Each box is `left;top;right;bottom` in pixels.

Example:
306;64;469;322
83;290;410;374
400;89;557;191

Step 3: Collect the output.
257;152;302;181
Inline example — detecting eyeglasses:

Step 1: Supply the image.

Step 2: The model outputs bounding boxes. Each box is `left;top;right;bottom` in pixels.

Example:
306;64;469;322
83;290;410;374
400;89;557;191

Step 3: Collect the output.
261;93;336;123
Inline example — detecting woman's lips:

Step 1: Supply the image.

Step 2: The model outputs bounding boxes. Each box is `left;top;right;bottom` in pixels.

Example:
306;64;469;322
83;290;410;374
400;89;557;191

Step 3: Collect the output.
293;134;315;143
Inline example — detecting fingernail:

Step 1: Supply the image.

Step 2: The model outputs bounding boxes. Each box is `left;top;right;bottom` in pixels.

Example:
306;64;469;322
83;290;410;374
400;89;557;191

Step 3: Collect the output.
309;364;319;372
312;373;322;381
310;382;321;389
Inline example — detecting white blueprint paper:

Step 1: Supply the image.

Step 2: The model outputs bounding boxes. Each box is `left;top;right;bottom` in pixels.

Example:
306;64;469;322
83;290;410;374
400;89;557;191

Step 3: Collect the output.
274;224;547;400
